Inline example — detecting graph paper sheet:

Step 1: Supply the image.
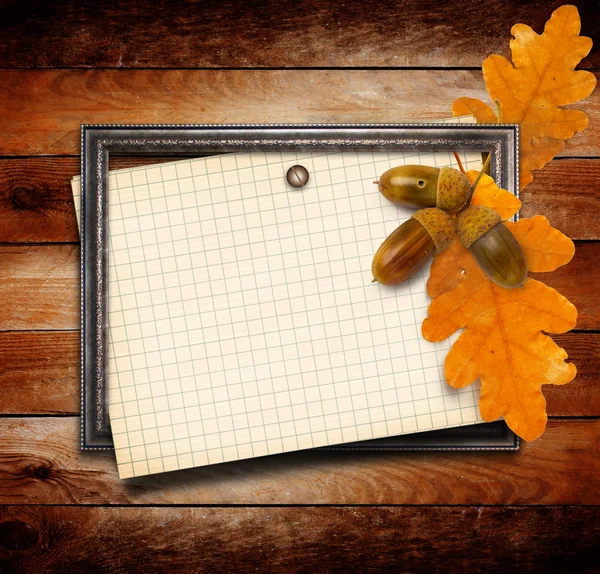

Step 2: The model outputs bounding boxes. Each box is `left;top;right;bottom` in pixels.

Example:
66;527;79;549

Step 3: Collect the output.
73;142;489;479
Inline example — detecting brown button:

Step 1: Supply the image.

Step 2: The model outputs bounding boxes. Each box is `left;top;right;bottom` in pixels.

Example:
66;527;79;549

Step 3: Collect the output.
286;165;309;188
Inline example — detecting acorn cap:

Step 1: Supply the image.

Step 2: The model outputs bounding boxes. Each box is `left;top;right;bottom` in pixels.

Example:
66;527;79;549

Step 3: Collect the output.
412;208;454;253
456;205;502;248
436;167;471;212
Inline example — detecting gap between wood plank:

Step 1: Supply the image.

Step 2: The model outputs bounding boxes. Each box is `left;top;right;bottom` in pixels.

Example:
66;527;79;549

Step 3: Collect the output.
0;503;597;508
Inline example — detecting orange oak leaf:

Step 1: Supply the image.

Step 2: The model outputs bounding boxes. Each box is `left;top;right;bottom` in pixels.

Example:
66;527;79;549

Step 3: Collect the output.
422;181;577;441
426;237;468;298
423;239;577;441
505;216;575;272
453;5;596;190
466;170;521;220
452;98;497;123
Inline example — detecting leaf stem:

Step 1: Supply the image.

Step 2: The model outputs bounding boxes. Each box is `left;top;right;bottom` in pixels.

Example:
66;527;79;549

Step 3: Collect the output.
495;100;503;123
469;153;492;195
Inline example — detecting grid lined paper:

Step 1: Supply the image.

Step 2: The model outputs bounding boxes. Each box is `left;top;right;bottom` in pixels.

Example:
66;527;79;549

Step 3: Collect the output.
73;131;492;479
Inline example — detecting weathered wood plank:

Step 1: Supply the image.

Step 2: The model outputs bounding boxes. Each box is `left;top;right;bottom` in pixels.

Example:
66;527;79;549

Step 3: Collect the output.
0;331;595;417
0;331;79;415
549;333;600;417
0;158;79;244
2;157;599;244
0;70;598;156
0;0;597;69
0;418;596;505
0;506;598;572
0;246;79;331
519;159;600;241
530;242;600;331
2;242;597;332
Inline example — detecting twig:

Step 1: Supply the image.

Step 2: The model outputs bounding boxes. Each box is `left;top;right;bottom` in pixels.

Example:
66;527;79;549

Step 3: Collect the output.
453;152;466;175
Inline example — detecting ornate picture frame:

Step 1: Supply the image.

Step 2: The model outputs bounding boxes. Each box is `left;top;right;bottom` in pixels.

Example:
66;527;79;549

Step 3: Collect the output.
80;124;519;451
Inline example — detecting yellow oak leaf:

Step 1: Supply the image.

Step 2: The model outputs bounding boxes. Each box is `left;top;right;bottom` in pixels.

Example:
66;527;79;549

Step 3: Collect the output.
453;5;596;190
505;215;575;272
466;170;521;220
422;176;577;441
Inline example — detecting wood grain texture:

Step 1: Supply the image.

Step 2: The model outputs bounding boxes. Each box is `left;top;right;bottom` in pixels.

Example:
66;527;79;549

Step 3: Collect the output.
0;506;598;573
530;242;600;331
0;2;597;564
0;70;598;156
0;418;597;505
0;331;79;415
519;159;600;240
0;331;595;417
2;242;597;332
0;246;79;331
549;333;600;417
2;157;599;243
0;158;80;244
0;0;597;69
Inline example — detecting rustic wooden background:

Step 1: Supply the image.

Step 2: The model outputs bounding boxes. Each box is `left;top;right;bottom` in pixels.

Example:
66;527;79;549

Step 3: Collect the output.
0;0;599;571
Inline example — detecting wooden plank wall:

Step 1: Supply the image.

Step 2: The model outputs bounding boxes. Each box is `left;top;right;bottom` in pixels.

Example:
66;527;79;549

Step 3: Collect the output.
0;0;598;570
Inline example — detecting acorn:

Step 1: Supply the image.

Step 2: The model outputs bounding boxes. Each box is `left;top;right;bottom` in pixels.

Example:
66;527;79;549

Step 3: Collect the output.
372;208;454;285
456;205;527;289
377;165;471;212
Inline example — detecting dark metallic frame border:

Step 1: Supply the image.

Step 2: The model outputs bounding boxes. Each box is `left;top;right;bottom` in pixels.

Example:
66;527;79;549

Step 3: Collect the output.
81;124;520;451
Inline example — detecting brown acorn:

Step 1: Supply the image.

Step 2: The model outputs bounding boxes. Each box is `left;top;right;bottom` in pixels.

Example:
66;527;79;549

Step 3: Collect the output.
377;165;471;212
456;205;527;289
372;208;454;285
